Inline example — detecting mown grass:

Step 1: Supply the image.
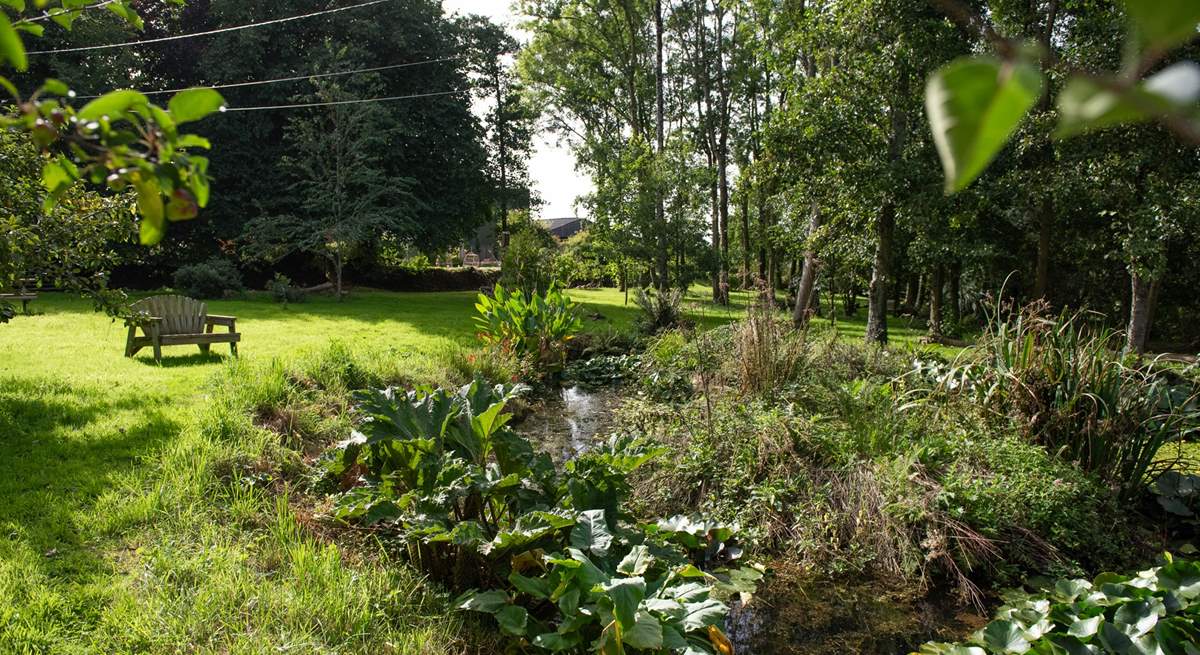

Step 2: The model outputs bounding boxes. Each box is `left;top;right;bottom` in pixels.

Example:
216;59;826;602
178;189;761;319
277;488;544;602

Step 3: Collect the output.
0;286;806;653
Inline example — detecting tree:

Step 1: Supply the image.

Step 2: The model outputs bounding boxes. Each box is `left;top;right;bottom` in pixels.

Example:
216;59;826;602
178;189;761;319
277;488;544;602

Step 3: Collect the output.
241;74;418;299
0;131;133;320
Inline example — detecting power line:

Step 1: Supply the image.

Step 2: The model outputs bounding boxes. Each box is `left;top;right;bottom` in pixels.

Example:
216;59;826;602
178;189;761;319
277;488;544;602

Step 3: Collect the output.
222;88;467;112
74;56;462;99
27;0;392;55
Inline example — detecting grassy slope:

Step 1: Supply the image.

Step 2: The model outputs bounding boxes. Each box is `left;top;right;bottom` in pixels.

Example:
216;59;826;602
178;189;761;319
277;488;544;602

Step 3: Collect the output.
0;288;937;653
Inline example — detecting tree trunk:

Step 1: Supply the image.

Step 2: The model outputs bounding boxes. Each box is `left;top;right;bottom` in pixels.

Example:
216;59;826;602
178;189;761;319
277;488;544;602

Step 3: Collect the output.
740;187;751;288
1034;204;1052;301
1126;272;1153;354
949;261;962;327
903;274;919;313
654;0;668;290
929;264;944;337
866;202;895;344
793;204;822;327
334;251;345;301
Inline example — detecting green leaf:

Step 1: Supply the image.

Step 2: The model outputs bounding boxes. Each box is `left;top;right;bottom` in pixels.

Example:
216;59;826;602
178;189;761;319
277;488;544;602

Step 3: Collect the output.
623;611;664;650
681;598;726;632
168;88;225;124
134;175;165;245
176;134;211;150
603;577;645;631
15;22;43;37
508;571;551;599
41;158;74;193
457;589;509;614
79;90;149;121
980;620;1032;653
1120;0;1200;50
617;545;653;576
532;632;582;651
570;509;613;557
1068;616;1103;639
0;13;27;71
495;604;528;636
1114;600;1161;637
925;56;1043;193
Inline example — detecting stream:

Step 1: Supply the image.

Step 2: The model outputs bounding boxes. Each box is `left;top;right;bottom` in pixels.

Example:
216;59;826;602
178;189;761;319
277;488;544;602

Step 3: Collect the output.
515;385;623;462
515;386;984;654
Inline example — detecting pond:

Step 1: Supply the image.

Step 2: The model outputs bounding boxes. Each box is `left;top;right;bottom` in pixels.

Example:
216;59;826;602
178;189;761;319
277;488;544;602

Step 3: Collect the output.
724;563;986;654
515;385;623;462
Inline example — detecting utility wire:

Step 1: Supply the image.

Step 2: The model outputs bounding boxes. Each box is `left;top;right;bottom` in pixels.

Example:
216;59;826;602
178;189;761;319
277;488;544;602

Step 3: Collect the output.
74;56;462;99
222;88;467;112
27;0;391;55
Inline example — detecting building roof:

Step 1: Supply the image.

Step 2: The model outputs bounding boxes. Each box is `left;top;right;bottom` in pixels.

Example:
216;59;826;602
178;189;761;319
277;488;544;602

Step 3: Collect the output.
536;217;584;231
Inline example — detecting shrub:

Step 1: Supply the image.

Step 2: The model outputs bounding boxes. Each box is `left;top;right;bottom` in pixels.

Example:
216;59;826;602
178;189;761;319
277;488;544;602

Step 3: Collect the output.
267;273;306;305
633;287;685;334
939;305;1200;496
474;284;583;374
734;296;810;395
173;258;244;299
321;380;761;653
501;216;558;295
918;554;1200;655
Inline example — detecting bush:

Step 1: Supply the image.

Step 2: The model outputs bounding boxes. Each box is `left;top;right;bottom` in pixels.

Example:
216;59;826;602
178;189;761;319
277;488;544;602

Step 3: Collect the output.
918;554;1200;655
266;273;306;305
937;305;1200;497
633;287;685;334
501;219;558;295
321;380;761;654
173;258;244;299
474;284;583;374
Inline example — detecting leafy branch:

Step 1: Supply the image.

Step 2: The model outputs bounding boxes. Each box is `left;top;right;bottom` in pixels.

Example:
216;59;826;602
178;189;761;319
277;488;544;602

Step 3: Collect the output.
0;0;223;245
926;0;1200;193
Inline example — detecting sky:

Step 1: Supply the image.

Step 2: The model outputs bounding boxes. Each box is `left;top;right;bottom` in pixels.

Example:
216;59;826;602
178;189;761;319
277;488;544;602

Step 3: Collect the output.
441;0;592;219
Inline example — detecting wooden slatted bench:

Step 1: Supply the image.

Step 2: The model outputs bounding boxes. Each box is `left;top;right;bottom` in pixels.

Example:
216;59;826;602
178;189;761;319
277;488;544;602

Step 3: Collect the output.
0;279;38;314
125;295;240;362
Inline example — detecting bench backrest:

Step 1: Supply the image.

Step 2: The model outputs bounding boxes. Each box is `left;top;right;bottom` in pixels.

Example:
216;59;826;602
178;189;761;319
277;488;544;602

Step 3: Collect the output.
131;295;207;335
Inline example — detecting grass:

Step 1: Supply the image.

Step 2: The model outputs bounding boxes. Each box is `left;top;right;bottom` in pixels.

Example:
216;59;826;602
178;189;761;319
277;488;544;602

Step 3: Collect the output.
0;286;776;654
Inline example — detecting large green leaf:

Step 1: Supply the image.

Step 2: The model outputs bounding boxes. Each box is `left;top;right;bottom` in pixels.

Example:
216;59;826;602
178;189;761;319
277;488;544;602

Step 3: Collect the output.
532;632;582;651
1120;0;1200;50
926;56;1043;193
680;598;726;632
980;620;1032;653
1056;63;1200;138
79;90;149;121
168;88;225;124
623;611;664;650
617;545;653;576
603;577;645;631
570;509;613;557
496;604;528;636
0;13;26;71
457;589;509;614
135;175;165;245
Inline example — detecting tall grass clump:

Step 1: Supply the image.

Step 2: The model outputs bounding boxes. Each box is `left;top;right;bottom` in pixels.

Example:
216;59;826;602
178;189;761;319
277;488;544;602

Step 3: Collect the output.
734;294;810;395
941;304;1199;496
633;286;685;334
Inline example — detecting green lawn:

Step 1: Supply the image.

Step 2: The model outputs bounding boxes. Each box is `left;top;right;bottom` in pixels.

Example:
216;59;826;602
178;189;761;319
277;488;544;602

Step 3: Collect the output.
0;287;943;653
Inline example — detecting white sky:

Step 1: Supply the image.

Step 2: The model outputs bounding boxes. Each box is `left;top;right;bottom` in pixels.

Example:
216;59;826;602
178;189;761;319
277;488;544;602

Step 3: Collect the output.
442;0;591;218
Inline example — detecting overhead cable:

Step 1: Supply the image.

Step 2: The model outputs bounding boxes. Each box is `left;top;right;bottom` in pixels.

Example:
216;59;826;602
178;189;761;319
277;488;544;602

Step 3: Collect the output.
221;88;466;112
27;0;391;55
74;56;462;99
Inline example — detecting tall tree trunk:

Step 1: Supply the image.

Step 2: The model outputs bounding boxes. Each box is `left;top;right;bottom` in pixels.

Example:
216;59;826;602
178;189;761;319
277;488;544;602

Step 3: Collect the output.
493;57;509;258
949;261;962;327
793;204;822;327
334;250;345;302
866;201;895;344
929;264;944;337
903;274;919;313
740;187;751;288
714;6;731;305
654;0;668;290
1033;204;1052;300
1127;272;1153;354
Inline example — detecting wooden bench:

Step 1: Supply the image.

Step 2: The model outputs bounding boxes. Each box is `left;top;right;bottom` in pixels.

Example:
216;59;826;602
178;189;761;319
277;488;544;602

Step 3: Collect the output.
0;278;38;314
125;295;240;362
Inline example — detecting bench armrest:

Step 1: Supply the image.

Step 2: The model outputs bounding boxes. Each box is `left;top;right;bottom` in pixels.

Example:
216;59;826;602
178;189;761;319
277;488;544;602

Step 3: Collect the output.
206;315;237;327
